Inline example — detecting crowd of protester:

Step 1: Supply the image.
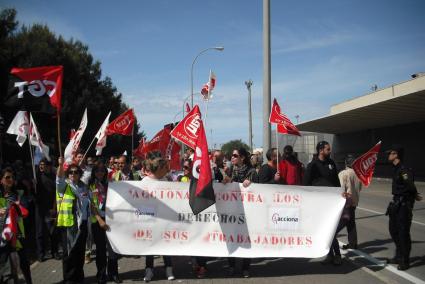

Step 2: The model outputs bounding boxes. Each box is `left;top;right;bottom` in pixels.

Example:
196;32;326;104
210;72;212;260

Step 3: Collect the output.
0;141;420;283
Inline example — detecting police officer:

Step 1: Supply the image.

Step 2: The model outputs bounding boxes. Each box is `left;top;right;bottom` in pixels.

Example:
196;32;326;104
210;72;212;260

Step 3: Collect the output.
386;144;422;270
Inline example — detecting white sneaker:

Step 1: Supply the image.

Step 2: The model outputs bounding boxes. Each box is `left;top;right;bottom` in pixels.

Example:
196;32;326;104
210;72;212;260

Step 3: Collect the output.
165;266;175;281
144;268;154;282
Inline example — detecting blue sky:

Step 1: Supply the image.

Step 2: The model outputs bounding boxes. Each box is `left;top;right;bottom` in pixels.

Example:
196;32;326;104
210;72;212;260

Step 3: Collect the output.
3;0;425;149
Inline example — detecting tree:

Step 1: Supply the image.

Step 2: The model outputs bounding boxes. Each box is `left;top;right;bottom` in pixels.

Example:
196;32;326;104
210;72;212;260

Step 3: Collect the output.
0;8;145;163
221;139;250;158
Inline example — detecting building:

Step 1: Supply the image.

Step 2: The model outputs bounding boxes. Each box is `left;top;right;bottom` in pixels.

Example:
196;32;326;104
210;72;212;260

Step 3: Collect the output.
290;74;425;179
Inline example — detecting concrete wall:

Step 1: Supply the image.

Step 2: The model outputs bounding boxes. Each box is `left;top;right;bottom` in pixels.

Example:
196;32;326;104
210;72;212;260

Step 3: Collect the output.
272;131;333;166
332;121;425;180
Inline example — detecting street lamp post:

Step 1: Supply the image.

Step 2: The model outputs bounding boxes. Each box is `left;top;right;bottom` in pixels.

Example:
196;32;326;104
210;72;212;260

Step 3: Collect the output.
190;46;224;108
263;0;271;162
245;80;253;152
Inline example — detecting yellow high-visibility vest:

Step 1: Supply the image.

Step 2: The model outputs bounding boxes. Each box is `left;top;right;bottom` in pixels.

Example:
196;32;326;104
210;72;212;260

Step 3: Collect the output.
89;183;100;223
56;184;75;227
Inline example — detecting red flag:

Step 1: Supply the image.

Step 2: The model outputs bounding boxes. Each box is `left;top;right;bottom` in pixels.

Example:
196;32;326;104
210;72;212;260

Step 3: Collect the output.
352;141;382;187
8;66;63;112
165;137;181;171
170;105;201;149
185;102;191;113
142;124;173;154
136;124;181;170
277;122;301;136
189;120;215;214
106;109;136;136
133;137;146;158
270;98;301;136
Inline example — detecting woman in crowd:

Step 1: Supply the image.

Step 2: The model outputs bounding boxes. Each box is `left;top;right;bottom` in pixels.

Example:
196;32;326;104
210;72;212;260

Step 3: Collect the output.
177;159;192;182
56;157;107;284
223;147;258;278
0;167;31;284
141;151;175;282
88;163;120;284
278;145;304;185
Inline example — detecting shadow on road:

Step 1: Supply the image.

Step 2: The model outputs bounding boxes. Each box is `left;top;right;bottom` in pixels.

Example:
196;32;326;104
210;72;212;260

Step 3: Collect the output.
355;207;424;221
79;256;366;282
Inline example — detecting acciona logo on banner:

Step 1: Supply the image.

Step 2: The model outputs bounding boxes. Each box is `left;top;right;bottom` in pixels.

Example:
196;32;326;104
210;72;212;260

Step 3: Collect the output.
268;207;300;231
134;205;156;222
170;105;201;149
352;141;382;187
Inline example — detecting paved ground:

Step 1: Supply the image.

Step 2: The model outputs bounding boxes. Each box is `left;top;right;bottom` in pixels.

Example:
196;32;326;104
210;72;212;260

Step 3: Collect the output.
24;180;425;283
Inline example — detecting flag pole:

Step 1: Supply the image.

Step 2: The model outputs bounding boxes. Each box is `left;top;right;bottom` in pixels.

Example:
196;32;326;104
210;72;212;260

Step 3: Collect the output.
204;99;209;129
28;112;37;188
29;142;37;188
57;110;63;157
131;123;135;161
292;135;298;148
82;136;97;161
275;126;279;166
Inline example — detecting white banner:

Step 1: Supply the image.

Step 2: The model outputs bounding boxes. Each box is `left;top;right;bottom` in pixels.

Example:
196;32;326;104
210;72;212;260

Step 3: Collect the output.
106;179;345;258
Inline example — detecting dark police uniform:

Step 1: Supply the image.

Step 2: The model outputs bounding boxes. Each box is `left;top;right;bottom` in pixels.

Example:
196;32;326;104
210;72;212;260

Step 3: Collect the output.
387;162;418;269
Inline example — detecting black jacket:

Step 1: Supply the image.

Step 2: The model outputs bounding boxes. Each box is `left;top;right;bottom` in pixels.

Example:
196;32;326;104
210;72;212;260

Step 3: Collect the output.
392;163;417;200
303;157;340;187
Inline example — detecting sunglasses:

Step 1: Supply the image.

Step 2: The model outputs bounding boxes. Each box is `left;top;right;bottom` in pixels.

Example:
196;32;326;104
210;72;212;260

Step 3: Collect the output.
183;166;190;170
69;170;79;175
232;154;239;158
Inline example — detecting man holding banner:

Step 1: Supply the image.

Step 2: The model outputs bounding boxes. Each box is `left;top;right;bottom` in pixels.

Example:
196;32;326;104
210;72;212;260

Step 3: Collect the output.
303;141;342;265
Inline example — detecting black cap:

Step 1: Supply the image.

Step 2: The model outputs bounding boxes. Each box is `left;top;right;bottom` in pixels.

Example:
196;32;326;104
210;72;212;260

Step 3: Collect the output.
386;144;404;159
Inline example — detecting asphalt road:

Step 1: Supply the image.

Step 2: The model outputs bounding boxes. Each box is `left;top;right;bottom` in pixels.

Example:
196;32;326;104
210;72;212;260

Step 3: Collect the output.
26;179;425;284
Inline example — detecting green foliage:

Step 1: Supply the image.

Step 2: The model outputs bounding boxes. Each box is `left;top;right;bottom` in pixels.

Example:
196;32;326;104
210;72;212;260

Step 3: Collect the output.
0;8;145;162
221;139;250;158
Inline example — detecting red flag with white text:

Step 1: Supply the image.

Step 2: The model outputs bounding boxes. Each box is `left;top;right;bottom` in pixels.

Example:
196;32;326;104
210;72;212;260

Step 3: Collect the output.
170;105;201;149
106;109;135;136
270;98;301;136
6;66;63;113
189;120;215;214
352;141;382;187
